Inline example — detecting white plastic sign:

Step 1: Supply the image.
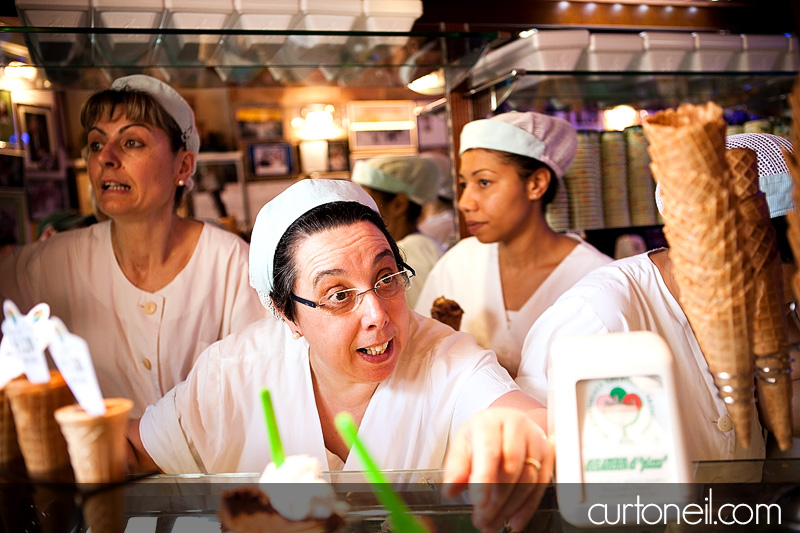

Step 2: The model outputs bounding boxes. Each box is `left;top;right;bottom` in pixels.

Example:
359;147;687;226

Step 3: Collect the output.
1;300;53;384
48;317;106;416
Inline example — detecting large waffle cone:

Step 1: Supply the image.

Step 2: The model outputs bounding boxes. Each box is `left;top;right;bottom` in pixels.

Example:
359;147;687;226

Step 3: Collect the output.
643;102;727;176
5;371;74;480
54;398;133;484
0;382;22;466
81;486;125;533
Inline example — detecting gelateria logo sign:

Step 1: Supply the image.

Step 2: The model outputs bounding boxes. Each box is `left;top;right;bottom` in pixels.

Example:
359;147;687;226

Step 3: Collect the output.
585;455;667;472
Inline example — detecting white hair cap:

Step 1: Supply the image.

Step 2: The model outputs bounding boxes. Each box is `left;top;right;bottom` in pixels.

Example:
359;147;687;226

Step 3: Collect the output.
249;179;379;309
110;74;200;175
419;151;454;201
351;155;439;206
459;111;578;179
655;133;794;218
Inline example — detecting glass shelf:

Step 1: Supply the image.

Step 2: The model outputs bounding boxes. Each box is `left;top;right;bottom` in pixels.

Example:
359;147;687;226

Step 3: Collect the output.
467;69;797;118
0;25;507;90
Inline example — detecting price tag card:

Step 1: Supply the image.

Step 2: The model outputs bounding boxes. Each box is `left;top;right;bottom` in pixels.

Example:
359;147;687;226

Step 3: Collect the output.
48;317;106;416
1;300;53;384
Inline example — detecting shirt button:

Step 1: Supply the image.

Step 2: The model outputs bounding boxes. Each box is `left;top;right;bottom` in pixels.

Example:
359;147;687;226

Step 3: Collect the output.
143;302;157;315
142;358;152;371
716;414;733;432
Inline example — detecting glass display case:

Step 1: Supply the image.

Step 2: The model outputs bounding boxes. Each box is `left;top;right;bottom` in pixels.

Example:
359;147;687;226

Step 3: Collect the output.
2;462;800;532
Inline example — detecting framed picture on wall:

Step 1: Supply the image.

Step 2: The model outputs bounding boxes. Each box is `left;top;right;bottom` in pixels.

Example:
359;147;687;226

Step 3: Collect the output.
0;190;31;245
348;100;417;152
0;148;24;188
247;142;295;179
235;105;284;141
26;177;67;221
0;90;16;147
327;140;350;172
17;104;63;178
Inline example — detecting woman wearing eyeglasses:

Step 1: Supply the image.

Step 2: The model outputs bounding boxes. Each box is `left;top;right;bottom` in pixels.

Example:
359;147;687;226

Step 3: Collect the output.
128;179;553;533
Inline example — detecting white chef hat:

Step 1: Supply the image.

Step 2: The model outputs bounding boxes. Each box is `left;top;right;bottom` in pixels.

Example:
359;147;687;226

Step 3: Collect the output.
249;179;379;308
419;151;454;201
654;132;794;218
350;155;439;206
110;74;200;174
459;111;578;179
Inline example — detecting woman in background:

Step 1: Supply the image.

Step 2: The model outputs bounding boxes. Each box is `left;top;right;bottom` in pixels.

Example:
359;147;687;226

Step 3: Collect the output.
351;155;443;307
0;74;265;417
415;111;612;376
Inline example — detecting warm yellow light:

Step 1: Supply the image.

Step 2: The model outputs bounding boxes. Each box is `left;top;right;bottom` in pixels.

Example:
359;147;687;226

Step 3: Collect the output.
293;105;344;141
407;69;445;96
4;61;37;81
603;105;639;131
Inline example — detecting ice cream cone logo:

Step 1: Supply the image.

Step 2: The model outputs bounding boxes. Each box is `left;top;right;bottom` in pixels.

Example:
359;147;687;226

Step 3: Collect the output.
596;387;642;428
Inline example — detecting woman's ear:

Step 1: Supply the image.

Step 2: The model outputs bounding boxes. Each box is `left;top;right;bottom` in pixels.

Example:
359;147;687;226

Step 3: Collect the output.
271;298;301;334
176;150;196;182
526;167;551;201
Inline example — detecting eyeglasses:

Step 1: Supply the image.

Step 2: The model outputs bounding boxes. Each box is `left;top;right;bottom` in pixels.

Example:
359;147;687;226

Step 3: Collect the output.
290;264;416;316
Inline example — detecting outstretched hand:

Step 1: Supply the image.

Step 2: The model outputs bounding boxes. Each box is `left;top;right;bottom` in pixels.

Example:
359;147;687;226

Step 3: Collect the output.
443;404;554;533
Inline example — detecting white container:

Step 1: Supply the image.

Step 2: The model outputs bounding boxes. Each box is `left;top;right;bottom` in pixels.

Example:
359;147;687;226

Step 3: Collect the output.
630;31;693;72
15;0;91;64
471;29;590;86
777;36;800;72
730;34;787;72
92;0;165;64
679;32;742;71
361;0;422;46
228;0;300;62
548;331;692;527
290;0;362;48
163;0;234;63
575;33;643;71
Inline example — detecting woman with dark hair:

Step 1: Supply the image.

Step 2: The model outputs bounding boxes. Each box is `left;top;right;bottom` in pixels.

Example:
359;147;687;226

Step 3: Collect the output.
129;179;553;533
415;111;612;376
0;75;265;417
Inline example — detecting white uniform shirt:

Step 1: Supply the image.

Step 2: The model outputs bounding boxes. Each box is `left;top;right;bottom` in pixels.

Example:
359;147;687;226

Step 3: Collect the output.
397;232;443;308
139;312;519;474
516;252;765;463
0;221;266;417
414;235;612;376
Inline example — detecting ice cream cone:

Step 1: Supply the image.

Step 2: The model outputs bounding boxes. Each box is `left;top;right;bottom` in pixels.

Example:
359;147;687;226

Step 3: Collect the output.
5;371;74;481
0;382;22;467
54;397;133;484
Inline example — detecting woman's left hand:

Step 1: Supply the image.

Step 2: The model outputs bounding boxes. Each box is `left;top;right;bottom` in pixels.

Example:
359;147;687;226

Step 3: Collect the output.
443;405;554;533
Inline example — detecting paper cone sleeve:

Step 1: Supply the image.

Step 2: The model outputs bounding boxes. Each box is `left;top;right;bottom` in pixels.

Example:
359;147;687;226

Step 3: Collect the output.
54;398;133;484
0;382;22;466
5;371;74;480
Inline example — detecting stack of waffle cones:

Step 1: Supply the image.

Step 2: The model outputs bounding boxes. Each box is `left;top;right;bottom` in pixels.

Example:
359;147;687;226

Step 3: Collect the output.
642;102;755;449
4;370;74;481
726;147;793;451
784;77;800;326
55;397;133;533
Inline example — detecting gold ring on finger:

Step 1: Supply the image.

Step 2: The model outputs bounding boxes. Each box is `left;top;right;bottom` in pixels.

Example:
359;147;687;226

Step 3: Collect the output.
524;457;542;471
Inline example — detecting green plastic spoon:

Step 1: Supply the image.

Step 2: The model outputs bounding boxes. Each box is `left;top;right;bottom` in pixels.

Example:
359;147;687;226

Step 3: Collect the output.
334;411;429;533
260;388;285;467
